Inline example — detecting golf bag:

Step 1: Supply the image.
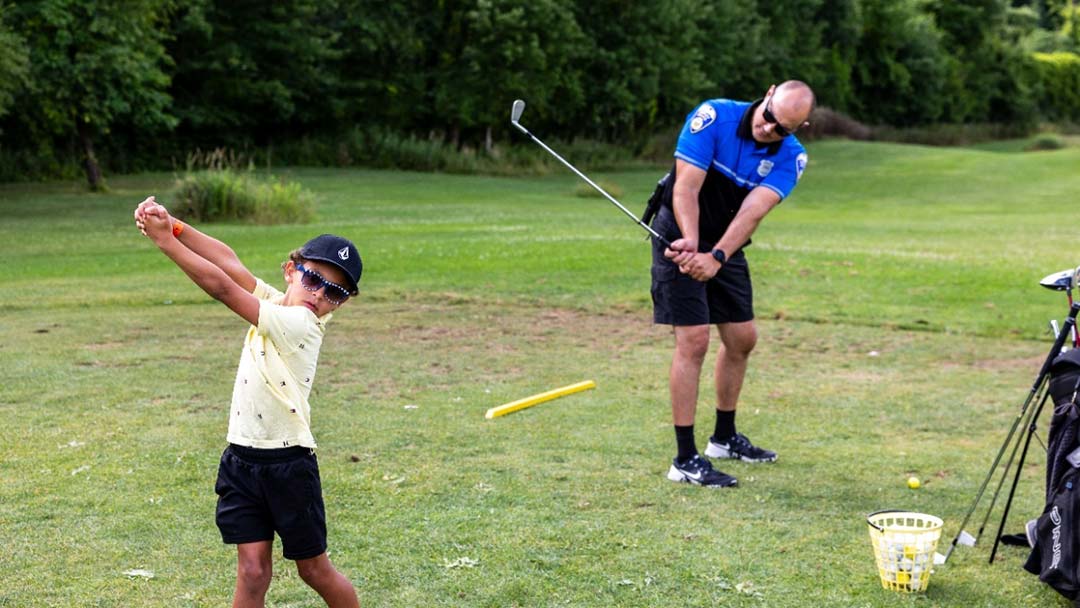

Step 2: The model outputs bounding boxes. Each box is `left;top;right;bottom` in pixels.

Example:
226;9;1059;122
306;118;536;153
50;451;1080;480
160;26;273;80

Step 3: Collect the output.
640;166;673;229
1024;348;1080;600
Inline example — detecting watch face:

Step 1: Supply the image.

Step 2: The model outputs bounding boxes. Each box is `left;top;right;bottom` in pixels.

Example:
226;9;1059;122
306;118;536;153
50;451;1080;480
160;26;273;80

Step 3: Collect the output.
712;250;725;263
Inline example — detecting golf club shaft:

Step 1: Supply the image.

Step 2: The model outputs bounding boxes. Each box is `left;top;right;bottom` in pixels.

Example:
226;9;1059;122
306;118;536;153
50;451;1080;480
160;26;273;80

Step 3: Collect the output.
1040;302;1079;378
1069;291;1078;346
510;120;673;250
988;303;1080;561
989;388;1053;563
974;385;1046;538
942;378;1044;561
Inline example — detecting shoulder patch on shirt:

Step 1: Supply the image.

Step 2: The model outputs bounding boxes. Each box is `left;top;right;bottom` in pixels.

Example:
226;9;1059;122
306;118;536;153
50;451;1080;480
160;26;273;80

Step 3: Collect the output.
689;103;716;134
796;153;808;181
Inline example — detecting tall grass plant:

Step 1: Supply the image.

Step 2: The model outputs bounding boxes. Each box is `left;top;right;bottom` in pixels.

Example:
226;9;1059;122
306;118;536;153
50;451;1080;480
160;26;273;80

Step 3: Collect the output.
171;170;315;225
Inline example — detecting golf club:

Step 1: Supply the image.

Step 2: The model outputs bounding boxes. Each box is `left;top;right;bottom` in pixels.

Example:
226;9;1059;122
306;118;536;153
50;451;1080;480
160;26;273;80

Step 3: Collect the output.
1040;269;1074;291
974;382;1047;558
980;269;1080;554
1041;268;1079;347
943;301;1080;563
510;99;674;250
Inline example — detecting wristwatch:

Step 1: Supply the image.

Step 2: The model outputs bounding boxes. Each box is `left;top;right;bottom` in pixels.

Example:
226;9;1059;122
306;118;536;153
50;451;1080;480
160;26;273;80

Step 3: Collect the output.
711;249;727;264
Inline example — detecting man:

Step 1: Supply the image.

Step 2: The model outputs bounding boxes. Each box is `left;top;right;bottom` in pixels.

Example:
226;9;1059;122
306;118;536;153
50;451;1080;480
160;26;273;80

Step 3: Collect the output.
651;81;814;488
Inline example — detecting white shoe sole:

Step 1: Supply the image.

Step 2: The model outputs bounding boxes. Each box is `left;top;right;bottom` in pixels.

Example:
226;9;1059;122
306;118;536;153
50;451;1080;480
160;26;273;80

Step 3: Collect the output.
666;465;737;487
667;465;699;484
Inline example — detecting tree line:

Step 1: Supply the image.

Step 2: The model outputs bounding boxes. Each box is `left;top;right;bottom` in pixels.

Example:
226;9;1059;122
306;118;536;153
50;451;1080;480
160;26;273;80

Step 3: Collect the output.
0;0;1078;188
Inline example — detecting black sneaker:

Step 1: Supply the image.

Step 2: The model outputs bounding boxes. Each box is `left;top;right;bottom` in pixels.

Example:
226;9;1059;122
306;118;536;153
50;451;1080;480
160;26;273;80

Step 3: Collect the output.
705;433;778;463
667;454;738;487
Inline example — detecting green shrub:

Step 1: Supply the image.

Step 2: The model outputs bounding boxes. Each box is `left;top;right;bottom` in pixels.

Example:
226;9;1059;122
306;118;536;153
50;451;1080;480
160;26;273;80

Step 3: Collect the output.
1033;52;1080;122
250;179;317;224
1024;133;1066;151
171;170;315;224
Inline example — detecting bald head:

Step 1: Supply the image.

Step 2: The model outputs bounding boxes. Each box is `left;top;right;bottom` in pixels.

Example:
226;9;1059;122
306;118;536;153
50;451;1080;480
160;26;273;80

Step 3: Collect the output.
774;80;816;119
751;80;815;143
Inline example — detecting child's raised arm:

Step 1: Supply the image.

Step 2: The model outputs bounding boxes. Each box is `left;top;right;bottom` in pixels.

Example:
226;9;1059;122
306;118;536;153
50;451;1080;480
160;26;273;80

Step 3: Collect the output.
135;197;257;293
136;197;260;325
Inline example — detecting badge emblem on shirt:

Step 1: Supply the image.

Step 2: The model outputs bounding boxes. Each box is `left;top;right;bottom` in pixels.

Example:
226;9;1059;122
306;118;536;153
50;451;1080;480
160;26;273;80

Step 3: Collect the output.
756;159;774;177
689;104;716;134
796;153;808;181
338;247;350;261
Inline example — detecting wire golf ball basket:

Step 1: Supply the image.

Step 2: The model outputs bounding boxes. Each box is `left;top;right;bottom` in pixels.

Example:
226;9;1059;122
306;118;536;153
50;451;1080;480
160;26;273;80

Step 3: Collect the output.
867;510;943;593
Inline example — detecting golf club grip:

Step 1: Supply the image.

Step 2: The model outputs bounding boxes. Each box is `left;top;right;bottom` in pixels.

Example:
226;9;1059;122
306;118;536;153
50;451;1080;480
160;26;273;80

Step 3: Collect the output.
656;238;725;285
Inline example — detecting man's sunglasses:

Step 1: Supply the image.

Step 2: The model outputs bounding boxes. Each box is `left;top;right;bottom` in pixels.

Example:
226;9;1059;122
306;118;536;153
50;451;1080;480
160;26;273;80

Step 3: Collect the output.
296;263;351;305
762;99;798;137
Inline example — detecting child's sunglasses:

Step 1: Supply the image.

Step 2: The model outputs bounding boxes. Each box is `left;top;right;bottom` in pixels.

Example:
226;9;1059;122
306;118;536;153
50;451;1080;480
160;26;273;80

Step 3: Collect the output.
296;263;351;305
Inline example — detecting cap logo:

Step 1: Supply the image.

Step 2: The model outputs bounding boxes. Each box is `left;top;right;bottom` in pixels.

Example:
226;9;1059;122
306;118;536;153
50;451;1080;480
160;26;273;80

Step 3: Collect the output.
338;247;350;261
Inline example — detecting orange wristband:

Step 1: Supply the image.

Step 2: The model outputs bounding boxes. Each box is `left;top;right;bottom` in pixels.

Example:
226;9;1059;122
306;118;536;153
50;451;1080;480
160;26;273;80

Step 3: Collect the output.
172;220;185;238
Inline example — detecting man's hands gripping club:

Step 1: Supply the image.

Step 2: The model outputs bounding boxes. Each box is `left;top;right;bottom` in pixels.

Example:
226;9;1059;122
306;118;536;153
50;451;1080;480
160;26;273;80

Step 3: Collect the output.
664;239;723;282
663;159;783;282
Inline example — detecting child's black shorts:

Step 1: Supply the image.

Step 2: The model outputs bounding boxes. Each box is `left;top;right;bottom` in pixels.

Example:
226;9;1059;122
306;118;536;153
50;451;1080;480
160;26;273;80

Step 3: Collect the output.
215;444;327;560
650;207;754;326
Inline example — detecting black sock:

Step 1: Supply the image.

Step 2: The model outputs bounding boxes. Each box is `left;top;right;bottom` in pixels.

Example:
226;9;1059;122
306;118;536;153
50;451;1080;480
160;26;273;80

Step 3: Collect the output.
674;425;697;463
714;410;736;442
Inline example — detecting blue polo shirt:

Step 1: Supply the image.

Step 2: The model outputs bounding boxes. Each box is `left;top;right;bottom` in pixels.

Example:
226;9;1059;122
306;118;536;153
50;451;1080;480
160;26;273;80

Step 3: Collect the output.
665;99;808;246
675;98;808;200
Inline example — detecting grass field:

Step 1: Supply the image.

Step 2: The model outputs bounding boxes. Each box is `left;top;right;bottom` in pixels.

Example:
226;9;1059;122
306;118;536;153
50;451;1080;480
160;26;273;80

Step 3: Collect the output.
3;139;1080;606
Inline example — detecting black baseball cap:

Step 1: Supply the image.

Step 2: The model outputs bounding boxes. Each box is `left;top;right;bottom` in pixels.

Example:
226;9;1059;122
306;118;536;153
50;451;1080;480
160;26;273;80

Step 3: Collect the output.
299;234;362;294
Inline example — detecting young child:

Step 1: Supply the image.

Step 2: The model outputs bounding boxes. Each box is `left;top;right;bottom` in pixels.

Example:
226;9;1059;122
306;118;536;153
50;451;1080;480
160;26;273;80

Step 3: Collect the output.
134;196;361;608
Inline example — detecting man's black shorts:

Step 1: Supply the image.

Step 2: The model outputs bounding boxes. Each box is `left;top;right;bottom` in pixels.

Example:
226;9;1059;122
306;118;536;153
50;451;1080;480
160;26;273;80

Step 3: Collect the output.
214;444;327;560
650;206;754;326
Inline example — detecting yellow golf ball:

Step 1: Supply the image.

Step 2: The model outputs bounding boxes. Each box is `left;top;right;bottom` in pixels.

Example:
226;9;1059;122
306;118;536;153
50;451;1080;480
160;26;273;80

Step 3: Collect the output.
907;476;921;489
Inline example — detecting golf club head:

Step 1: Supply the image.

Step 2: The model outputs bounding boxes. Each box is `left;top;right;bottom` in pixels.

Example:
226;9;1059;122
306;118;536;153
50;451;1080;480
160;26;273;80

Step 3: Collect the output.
1041;269;1074;291
511;99;525;125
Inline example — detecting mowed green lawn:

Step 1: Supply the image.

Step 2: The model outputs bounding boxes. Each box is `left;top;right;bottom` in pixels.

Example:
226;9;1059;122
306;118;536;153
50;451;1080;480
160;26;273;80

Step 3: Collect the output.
3;139;1080;607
